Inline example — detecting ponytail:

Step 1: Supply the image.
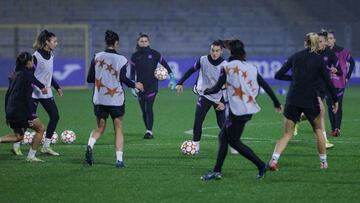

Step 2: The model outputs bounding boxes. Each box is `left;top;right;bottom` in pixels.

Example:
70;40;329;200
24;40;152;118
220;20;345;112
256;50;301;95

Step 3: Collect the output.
33;29;56;50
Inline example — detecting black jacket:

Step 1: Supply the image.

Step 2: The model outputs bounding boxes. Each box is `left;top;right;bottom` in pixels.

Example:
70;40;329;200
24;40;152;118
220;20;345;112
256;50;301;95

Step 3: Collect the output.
5;67;34;122
130;47;172;93
275;48;337;108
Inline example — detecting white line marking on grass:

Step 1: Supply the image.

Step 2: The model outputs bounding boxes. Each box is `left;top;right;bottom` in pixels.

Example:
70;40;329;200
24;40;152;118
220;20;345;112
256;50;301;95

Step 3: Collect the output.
183;119;360;144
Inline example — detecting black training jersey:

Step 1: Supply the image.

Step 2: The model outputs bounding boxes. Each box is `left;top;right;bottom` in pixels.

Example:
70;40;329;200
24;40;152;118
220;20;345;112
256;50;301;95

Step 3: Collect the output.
130;47;172;93
275;48;337;108
5;68;34;122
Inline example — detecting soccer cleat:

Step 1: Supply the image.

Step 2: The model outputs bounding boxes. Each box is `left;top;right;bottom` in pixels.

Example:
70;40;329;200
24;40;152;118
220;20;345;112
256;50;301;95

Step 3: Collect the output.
269;160;279;171
293;123;298;136
201;171;223;181
320;162;328;169
256;164;268;180
143;132;154;139
85;145;94;166
26;156;45;162
41;147;60;156
115;160;125;168
11;148;23;156
325;140;334;149
332;128;340;137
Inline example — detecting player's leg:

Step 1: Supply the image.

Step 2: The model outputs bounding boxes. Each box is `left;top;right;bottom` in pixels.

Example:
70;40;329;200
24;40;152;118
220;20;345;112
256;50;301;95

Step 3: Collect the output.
27;118;46;162
192;96;212;152
308;113;328;169
143;92;157;139
39;99;60;155
86;105;108;166
113;116;125;168
333;88;344;137
318;97;333;148
269;105;299;171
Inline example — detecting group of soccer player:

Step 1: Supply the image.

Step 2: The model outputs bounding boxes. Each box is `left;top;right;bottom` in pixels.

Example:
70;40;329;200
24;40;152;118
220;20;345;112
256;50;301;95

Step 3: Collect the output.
0;28;355;180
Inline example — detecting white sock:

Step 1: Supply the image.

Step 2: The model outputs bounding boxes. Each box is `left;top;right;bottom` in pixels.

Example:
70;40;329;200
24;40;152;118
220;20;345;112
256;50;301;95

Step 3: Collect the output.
194;141;200;151
319;154;327;163
43;138;51;148
27;149;37;158
323;131;328;141
271;153;280;163
88;137;96;149
116;151;123;162
146;130;153;135
13;141;21;149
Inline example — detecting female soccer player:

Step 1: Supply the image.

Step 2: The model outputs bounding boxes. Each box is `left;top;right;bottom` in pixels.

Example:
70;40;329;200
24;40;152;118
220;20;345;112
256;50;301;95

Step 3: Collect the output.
201;39;282;181
176;40;226;152
326;29;355;137
0;52;46;162
269;33;339;171
316;31;342;148
13;30;62;156
85;30;144;168
130;33;176;139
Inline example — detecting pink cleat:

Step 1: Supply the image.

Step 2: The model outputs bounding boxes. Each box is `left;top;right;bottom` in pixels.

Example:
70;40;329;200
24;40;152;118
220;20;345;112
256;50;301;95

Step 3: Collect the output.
320;162;328;169
269;160;279;171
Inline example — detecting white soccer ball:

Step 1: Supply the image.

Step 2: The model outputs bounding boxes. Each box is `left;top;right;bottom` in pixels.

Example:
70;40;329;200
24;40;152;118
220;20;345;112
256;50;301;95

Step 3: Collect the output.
61;130;76;144
41;131;59;144
154;64;168;80
180;140;198;156
21;131;34;145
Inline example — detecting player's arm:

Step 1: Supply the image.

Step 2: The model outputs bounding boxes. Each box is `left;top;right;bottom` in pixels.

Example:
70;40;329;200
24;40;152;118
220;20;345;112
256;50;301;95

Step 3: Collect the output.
257;74;282;110
275;56;293;81
176;59;200;93
24;71;35;121
87;57;96;84
120;63;144;92
346;55;355;81
204;68;226;95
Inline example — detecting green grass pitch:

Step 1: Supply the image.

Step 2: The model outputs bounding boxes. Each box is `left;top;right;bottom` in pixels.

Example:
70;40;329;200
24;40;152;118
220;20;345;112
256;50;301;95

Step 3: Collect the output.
0;87;360;202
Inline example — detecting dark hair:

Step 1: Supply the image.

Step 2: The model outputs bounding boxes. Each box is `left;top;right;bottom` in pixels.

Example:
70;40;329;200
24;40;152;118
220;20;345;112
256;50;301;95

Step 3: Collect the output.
105;30;119;46
137;32;149;41
224;39;246;60
33;29;56;50
15;52;33;71
211;40;224;48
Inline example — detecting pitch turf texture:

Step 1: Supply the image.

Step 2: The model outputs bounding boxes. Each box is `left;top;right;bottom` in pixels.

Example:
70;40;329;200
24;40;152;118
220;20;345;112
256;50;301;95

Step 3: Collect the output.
1;87;359;202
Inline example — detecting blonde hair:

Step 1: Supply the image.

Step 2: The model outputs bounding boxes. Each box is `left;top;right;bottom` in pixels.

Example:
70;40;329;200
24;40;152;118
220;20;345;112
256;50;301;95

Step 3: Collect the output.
304;32;320;53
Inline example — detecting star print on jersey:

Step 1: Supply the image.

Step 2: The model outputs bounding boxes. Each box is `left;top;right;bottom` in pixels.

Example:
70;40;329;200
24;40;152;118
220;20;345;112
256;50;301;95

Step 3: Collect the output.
106;63;113;72
95;77;105;91
98;59;106;69
247;95;255;103
241;71;248;79
233;66;240;75
233;86;245;100
104;87;122;97
225;67;231;75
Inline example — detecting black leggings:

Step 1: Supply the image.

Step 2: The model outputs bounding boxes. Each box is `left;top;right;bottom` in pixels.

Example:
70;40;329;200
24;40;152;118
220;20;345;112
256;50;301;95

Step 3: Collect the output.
213;112;265;172
33;98;59;139
138;92;157;131
326;88;344;130
193;96;225;142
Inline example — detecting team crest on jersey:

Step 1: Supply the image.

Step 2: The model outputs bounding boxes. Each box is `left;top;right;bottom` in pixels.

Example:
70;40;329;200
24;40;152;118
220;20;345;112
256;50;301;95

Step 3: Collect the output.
323;56;328;61
148;55;152;59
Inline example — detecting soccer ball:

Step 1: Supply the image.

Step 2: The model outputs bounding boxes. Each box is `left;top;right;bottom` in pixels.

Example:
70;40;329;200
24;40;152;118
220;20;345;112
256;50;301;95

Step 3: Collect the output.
154;64;168;80
180;140;198;156
21;131;34;145
61;130;76;144
41;131;58;144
